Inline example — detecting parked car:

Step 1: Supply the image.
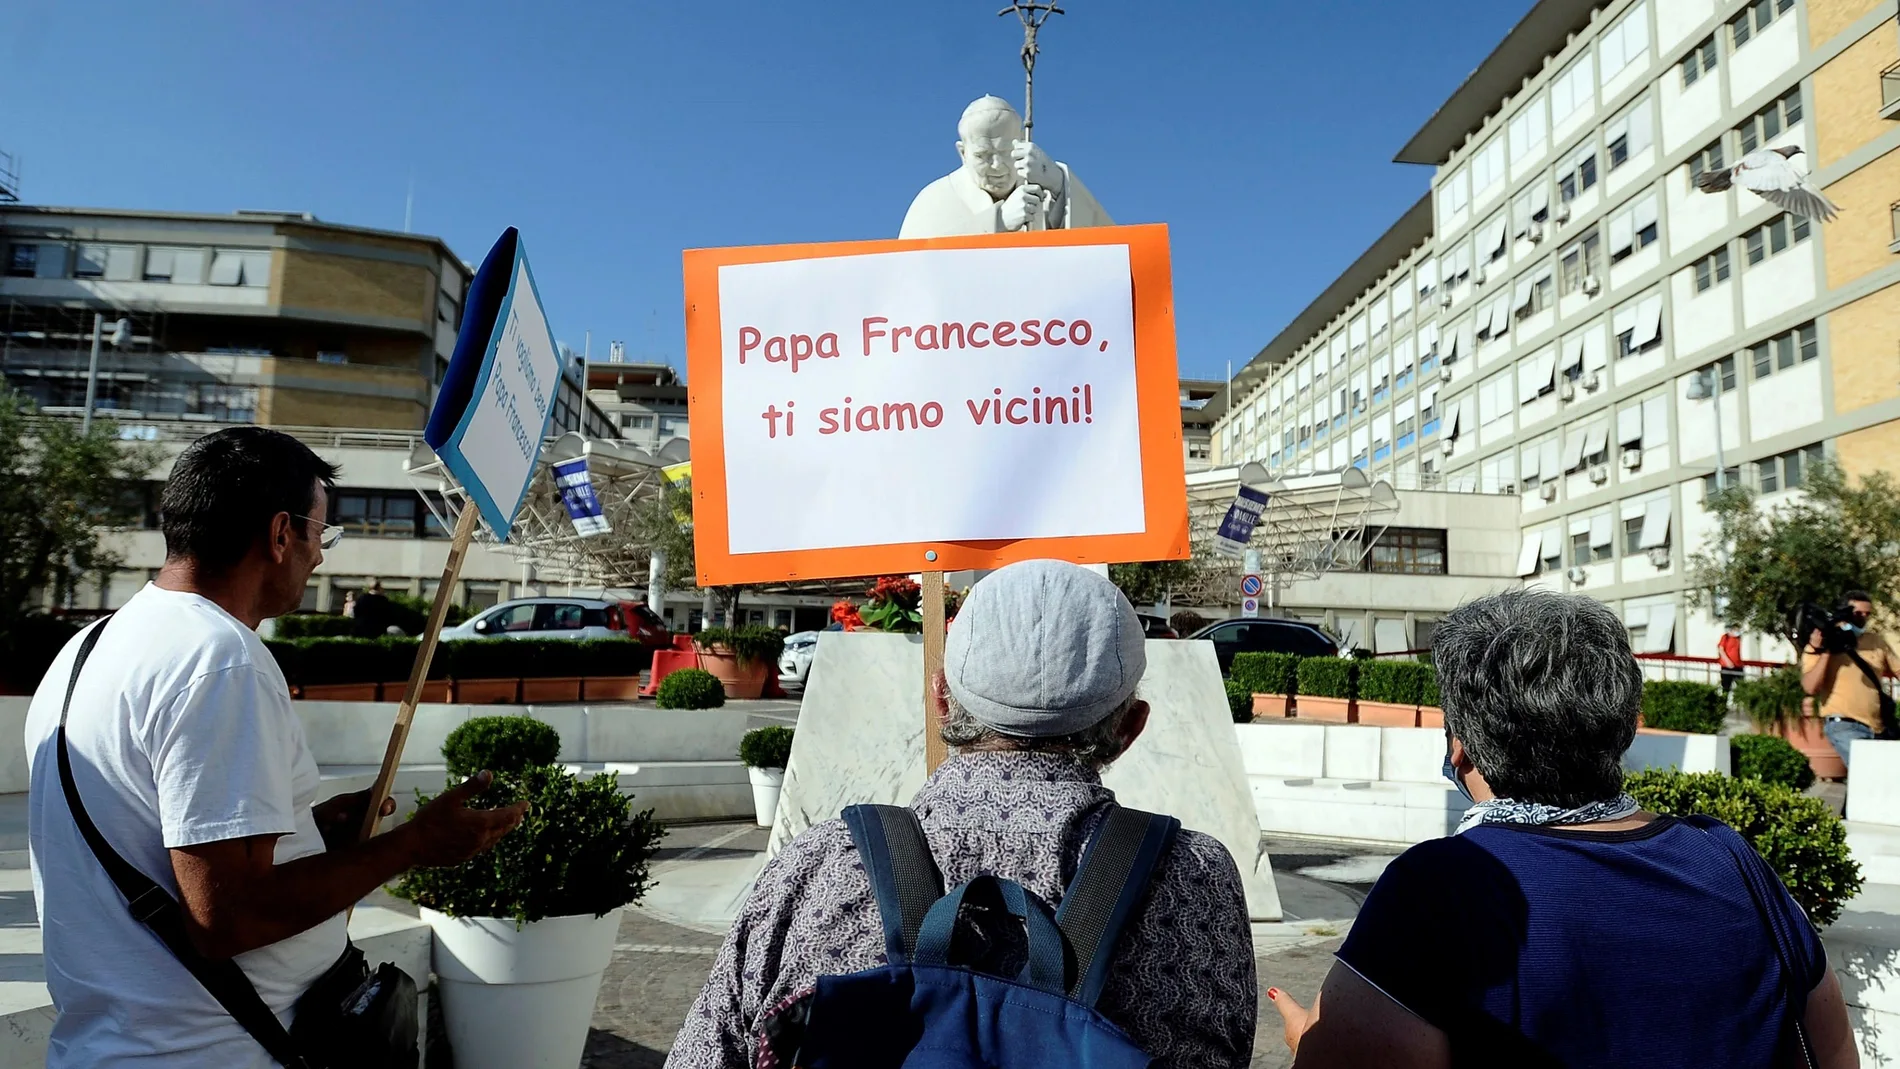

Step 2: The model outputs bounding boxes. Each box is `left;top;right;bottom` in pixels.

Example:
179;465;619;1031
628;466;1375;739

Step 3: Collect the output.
779;630;821;689
1135;614;1179;639
1185;617;1338;674
440;597;671;645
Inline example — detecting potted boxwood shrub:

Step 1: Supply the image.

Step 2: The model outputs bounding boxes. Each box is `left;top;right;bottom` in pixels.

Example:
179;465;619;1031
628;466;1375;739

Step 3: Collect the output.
392;716;664;1069
1639;680;1727;734
740;725;795;826
296;637;384;702
517;639;588;703
445;639;523;704
577;638;648;702
692;626;785;699
656;667;726;710
1353;660;1427;727
1419;669;1444;729
1734;666;1842;780
1295;657;1356;722
1231;651;1299;719
1223;680;1254;724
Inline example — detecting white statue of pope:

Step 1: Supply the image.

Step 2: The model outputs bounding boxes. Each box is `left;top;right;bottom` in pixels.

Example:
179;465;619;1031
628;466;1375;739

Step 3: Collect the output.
898;95;1114;239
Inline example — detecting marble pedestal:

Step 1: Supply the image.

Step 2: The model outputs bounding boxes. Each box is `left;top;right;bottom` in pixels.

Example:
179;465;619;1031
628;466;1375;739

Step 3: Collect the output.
767;632;1282;920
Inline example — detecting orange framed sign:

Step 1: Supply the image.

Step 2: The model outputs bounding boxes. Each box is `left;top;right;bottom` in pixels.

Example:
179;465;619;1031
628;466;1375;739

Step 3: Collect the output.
682;223;1187;586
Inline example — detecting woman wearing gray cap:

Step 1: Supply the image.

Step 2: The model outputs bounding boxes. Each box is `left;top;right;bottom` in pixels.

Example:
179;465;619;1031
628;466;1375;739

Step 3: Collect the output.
1269;588;1856;1068
668;559;1258;1069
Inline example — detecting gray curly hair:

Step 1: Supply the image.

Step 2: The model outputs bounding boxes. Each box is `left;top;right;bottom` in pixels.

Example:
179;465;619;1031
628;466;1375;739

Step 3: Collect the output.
938;692;1140;769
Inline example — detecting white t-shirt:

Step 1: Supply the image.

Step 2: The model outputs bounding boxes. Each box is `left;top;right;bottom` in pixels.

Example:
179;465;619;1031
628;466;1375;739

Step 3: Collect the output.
25;584;346;1068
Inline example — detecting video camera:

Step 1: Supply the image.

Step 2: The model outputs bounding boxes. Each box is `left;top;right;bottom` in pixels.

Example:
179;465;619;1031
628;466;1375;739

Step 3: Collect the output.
1789;601;1861;654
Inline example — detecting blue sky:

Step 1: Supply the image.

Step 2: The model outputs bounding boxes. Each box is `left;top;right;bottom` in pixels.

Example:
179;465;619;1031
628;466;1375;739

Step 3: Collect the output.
5;0;1531;381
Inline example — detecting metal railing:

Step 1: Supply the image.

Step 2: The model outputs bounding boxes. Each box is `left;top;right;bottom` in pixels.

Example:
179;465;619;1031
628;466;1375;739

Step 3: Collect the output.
1632;652;1785;686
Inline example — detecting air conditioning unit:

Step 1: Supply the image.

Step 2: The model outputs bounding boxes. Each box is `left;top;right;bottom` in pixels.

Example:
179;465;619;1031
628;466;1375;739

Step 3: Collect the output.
1539;482;1559;501
1582;274;1603;296
1589;464;1610;484
1582;372;1602;391
1439;365;1455;383
1500;481;1519;495
1567;566;1589;585
1554;203;1573;224
1621;447;1643;470
1646;546;1672;568
1440;291;1455;309
1559;380;1577;402
1440;440;1457;456
1528;221;1546;243
1474;265;1489;286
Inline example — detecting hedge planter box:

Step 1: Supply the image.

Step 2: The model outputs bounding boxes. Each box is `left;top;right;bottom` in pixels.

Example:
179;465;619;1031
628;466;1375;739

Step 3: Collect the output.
423;906;622;1069
520;677;583;703
1775;717;1847;781
1354;700;1419;728
580;675;643;702
1251;693;1293;719
1295;696;1353;723
301;683;378;702
698;650;768;700
456;679;520;705
1418;706;1444;729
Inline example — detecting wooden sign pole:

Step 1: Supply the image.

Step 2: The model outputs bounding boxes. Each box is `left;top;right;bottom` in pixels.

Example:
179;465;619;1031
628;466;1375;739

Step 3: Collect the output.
358;502;482;842
922;570;948;773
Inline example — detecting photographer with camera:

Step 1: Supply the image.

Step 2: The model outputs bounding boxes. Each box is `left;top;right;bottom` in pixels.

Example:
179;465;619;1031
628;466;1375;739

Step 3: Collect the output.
1801;590;1897;769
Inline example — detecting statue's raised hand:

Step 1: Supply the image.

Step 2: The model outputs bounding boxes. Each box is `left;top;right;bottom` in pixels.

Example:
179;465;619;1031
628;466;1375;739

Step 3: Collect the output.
1012;140;1062;192
1001;183;1045;231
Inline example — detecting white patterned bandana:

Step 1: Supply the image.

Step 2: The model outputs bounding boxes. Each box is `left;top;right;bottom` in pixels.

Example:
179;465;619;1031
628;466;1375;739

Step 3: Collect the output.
1455;793;1641;835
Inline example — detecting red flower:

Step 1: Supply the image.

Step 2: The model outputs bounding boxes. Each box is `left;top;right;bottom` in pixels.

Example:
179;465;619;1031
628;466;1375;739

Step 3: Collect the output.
831;599;864;632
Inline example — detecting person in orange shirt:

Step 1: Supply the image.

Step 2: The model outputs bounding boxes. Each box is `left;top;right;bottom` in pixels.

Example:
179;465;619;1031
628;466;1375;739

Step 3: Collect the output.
1716;625;1743;698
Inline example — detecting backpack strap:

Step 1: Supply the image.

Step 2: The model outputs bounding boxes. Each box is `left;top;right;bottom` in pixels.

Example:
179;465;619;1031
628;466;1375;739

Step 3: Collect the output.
1054;805;1180;1008
841;804;943;966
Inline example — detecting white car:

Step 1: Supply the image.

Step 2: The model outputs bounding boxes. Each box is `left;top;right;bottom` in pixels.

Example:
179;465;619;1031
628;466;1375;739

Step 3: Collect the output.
778;631;821;689
440;597;666;643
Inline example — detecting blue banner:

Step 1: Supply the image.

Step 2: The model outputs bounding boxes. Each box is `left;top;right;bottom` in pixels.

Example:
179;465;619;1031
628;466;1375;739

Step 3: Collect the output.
1213;485;1269;559
553;457;611;537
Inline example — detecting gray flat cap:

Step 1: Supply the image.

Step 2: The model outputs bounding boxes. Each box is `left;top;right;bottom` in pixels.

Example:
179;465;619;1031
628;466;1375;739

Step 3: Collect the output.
943;559;1146;737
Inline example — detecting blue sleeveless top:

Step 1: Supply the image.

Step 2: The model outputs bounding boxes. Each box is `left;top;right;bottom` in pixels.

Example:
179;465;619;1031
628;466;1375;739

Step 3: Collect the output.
1337;817;1825;1068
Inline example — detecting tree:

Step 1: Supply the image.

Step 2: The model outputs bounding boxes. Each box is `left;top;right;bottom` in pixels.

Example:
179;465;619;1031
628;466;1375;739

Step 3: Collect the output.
623;473;746;625
0;389;156;632
1109;560;1201;611
1685;460;1900;637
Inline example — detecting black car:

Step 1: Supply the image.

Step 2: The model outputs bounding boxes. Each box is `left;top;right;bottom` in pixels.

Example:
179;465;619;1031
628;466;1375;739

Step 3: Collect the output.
1186;617;1338;673
1135;614;1179;639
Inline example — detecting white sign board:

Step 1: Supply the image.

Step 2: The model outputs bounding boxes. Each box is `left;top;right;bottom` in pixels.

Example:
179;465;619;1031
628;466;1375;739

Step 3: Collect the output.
716;244;1142;555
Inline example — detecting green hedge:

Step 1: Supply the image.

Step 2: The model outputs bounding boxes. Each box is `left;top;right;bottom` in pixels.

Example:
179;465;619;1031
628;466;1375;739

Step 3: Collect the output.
1231;652;1299;696
1224;680;1253;723
262;636;651;687
1732;733;1816;791
1297;657;1356;700
1732;666;1808;732
695;626;785;668
1357;661;1433;705
1421;669;1442;709
657;668;726;709
274;614;357;640
1641;680;1727;734
1626;770;1860;926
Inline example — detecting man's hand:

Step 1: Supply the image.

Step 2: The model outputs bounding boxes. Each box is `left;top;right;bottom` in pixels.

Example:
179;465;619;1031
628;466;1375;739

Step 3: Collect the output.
313;789;396;852
1001;183;1046;231
1810;629;1827;654
402;771;530;868
1012;140;1062;191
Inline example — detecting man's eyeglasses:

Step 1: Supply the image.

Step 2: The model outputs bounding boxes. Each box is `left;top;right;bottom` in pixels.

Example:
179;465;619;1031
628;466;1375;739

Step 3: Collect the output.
291;515;345;551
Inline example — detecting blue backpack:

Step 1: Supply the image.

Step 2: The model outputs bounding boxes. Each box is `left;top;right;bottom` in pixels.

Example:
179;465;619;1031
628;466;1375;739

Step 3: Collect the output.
786;802;1179;1068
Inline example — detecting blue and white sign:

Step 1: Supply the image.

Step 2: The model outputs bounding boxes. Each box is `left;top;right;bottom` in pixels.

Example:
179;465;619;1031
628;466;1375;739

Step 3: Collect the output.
425;228;563;542
553;457;611;537
1212;485;1270;560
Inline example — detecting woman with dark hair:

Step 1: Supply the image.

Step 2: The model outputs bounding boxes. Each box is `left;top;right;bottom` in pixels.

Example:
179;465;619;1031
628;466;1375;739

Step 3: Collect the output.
1269;588;1857;1068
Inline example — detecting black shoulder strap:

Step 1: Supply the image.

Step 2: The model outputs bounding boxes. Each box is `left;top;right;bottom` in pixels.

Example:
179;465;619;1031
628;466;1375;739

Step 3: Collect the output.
56;616;314;1069
1054;805;1179;1008
1686;816;1817;1069
841;804;943;966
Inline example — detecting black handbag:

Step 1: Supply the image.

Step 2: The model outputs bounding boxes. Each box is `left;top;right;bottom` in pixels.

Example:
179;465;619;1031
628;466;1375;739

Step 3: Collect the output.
55;616;419;1069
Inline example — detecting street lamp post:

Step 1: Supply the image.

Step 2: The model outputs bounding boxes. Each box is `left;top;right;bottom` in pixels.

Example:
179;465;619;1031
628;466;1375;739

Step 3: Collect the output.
1686;366;1727;492
80;315;131;435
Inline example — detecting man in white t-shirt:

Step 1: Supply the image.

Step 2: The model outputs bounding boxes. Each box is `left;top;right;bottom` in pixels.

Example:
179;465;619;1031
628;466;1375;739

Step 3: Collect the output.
26;427;526;1068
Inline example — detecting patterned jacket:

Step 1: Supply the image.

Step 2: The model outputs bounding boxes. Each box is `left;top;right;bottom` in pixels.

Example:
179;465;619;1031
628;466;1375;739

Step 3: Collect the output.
665;751;1257;1068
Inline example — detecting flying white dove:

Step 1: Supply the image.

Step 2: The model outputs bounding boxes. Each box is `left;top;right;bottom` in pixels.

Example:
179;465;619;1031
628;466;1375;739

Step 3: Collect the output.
1695;145;1838;223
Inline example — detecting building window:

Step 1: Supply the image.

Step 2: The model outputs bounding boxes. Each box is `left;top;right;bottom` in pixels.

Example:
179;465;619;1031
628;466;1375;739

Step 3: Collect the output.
1597;5;1649;87
6;244;36;277
622;413;654;430
1362;527;1448;576
1396;418;1417;451
1681;34;1719;87
1188;441;1211;461
1559;147;1599;203
207;249;272;288
1701;467;1743;501
1757;443;1825;493
1693;248;1732;292
143;247;207;284
1572;528;1613;565
1731;0;1795;49
1622;514;1647;555
660;416;686;437
331;489;425;538
1750;322;1819;378
1608;192;1659;264
1606;101;1653;171
1561;228;1602;294
1738;87;1803;155
1695;354;1740;394
1745;213;1811;265
1689;139;1727;184
1550;54;1594;127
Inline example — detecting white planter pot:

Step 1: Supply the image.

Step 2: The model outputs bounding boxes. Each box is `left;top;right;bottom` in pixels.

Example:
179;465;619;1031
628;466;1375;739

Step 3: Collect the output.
748;765;784;827
421;906;622;1069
